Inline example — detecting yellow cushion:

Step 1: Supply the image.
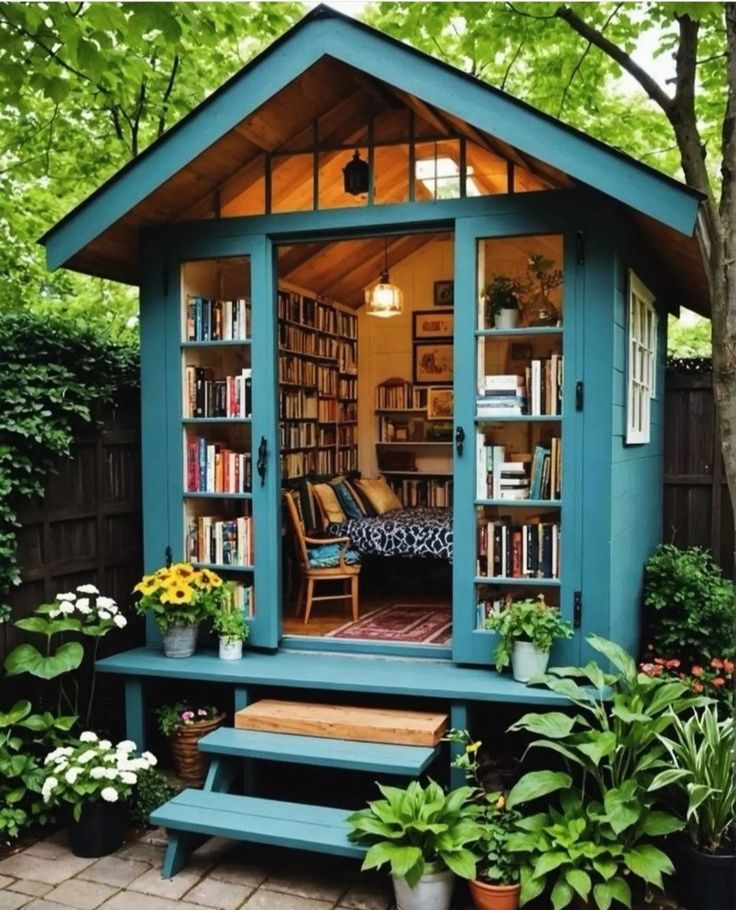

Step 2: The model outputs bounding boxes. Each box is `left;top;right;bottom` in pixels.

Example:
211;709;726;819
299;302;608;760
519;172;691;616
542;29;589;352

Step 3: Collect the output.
312;483;346;524
355;477;402;515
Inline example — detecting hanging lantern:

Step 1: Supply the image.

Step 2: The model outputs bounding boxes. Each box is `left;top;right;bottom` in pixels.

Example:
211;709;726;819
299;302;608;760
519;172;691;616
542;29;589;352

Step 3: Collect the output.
365;239;403;318
343;150;370;196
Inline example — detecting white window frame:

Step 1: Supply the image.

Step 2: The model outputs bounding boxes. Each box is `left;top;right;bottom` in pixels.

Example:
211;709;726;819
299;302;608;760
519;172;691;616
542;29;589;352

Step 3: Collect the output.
626;270;658;444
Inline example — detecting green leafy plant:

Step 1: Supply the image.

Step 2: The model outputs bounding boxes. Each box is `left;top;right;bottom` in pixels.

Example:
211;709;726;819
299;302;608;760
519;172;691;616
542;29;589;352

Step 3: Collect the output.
211;607;249;643
649;703;735;855
527;252;564;296
644;544;736;664
485;275;527;314
347;780;480;886
484;599;572;672
42;732;157;821
133;563;228;632
155;703;221;737
504;635;703;909
129;767;178;828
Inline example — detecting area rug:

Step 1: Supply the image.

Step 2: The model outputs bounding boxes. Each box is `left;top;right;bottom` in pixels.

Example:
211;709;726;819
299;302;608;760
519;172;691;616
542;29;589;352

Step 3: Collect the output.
326;603;452;644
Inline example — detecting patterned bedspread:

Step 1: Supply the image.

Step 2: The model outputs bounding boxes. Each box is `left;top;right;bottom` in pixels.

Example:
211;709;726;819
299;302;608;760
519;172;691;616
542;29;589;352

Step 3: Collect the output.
328;507;453;561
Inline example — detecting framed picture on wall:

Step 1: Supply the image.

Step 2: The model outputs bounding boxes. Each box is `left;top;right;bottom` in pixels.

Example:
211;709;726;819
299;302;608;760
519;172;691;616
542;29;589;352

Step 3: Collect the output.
413;310;453;340
434;280;454;307
427;387;454;420
413;342;454;385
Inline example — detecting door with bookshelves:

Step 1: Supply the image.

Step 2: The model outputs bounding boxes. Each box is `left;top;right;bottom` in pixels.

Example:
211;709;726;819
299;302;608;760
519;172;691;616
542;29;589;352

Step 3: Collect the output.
452;222;582;665
170;243;279;649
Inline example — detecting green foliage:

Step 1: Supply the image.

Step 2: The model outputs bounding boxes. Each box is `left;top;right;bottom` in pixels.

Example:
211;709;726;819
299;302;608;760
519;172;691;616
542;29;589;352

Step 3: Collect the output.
129;767;177;828
485;275;525;313
505;635;703;908
469;792;522;886
644;544;736;664
347;780;481;887
210;598;250;643
667;315;712;357
484;599;572;671
650;704;735;854
155;702;221;737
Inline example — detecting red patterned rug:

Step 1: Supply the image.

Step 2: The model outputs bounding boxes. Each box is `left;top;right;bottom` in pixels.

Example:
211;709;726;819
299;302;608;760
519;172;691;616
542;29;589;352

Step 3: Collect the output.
327;603;452;644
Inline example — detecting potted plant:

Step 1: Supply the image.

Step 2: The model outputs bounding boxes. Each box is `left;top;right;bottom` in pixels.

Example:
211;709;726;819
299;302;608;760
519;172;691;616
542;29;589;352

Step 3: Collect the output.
485;275;526;330
133;563;226;658
484;597;572;682
156;702;224;787
41;732;157;857
524;252;563;326
649;703;735;910
210;596;249;660
347;779;480;910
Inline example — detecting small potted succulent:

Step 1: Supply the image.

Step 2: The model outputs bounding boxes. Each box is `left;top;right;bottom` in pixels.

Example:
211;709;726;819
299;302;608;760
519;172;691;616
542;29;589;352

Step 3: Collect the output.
210;597;249;660
41;732;157;857
484;597;572;682
485;275;526;330
156;701;224;786
133;563;227;658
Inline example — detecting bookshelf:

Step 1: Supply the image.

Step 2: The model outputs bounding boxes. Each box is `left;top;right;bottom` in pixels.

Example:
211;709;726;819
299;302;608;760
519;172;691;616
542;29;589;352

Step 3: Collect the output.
180;258;255;618
473;235;564;630
278;289;358;481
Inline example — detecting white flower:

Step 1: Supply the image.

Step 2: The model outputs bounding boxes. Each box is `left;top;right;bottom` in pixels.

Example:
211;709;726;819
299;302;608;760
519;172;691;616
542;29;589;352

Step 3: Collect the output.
116;740;136;754
100;787;118;803
41;777;58;801
75;598;92;614
56;592;76;602
119;771;137;785
45;746;73;765
98;739;111;750
58;602;75;615
54;760;69;774
141;751;157;767
98;610;111;621
64;767;82;784
90;767;107;780
113;614;127;628
104;769;118;780
79;731;98;743
97;596;116;609
76;584;99;595
77;750;98;764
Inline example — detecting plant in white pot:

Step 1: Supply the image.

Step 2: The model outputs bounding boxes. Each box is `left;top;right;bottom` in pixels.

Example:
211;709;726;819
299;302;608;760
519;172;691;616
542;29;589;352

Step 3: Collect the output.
484;597;572;682
485;275;526;330
347;780;480;910
210;598;249;660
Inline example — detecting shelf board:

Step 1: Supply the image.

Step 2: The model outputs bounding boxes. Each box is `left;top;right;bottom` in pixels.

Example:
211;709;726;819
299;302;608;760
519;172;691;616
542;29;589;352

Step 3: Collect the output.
183;418;252;424
375;408;427;414
280;348;335;362
184;492;252;500
376;441;452;447
192;562;254;573
181;340;250;347
476;327;563;338
380;470;454;477
476;499;561;508
474;576;560;587
475;415;562;424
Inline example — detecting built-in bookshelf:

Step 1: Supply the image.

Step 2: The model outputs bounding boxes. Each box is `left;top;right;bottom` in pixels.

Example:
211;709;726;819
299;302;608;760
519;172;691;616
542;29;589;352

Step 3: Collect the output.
474;235;564;628
278;289;358;481
180;258;256;619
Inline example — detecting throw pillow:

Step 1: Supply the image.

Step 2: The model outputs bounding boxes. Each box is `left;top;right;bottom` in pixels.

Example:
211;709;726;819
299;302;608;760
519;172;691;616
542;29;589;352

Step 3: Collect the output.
355;477;402;515
331;481;365;520
312;483;347;524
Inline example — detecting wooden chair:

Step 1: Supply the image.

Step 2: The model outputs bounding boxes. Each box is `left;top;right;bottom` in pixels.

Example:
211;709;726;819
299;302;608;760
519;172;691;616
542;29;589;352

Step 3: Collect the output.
282;490;361;625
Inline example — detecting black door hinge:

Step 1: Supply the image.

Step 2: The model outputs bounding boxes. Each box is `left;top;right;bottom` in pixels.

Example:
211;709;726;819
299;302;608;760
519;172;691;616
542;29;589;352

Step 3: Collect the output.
575;230;585;265
162;267;169;297
165;545;172;569
573;591;583;629
575;381;584;412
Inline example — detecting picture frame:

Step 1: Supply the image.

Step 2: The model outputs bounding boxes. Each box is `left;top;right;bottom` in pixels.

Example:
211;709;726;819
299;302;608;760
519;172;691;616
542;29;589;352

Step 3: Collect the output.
427;387;454;420
412;310;454;340
413;342;454;385
433;280;454;307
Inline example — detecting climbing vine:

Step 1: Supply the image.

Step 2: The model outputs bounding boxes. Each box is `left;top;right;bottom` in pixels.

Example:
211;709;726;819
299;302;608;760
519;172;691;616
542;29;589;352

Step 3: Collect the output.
0;311;139;619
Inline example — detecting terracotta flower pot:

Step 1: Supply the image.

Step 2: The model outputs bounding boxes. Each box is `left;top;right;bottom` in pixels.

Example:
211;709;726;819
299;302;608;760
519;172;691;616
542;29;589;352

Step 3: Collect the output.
168;713;224;786
469;878;521;910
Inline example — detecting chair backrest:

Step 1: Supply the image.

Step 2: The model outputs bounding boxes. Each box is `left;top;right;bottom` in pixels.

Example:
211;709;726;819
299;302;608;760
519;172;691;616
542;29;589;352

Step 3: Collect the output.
282;489;309;568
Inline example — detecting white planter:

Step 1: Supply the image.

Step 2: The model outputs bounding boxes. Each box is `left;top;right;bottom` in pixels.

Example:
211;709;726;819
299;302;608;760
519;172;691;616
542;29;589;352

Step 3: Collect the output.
494;308;519;330
218;638;243;660
392;867;454;910
512;640;550;682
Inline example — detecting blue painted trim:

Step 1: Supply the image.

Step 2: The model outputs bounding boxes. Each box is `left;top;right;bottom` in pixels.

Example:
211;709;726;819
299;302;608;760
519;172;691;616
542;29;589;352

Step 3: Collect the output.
184;493;253;500
475;499;561;508
474;577;561;587
476;327;563;338
449;703;468;788
281;635;452;660
124;680;145;749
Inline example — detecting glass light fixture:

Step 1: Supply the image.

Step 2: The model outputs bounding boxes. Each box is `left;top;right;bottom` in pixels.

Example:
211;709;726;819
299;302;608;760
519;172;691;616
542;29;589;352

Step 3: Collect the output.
365;238;403;318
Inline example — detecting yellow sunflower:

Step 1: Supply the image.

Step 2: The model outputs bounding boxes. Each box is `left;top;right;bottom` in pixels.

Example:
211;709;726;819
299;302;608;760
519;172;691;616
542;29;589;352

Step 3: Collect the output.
161;584;194;605
133;575;159;595
196;568;223;589
171;562;196;581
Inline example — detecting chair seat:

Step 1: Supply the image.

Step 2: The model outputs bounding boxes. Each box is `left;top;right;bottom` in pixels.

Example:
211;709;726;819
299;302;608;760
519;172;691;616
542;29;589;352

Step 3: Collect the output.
306;543;361;569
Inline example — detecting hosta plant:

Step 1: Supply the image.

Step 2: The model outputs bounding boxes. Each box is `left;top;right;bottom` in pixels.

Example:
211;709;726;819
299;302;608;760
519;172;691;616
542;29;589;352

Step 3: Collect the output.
347;780;480;886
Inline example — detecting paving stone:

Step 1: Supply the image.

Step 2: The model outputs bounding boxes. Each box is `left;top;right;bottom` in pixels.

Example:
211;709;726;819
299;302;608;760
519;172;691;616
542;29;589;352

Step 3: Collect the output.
97;893;181;910
207;859;270;890
44;880;117;910
78;857;149;889
128;867;204;901
0;856;95;886
183;878;252;910
22;901;73;910
0;877;15;889
263;869;350;903
0;891;30;909
113;842;163;865
338;879;393;910
241;892;332;910
6;883;52;899
138;829;168;848
24;840;69;862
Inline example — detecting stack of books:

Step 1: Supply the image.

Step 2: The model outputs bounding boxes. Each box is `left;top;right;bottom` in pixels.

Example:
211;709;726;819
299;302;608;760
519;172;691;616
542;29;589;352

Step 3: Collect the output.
477;518;561;579
498;462;530;500
529;439;562;500
230;583;254;618
186;438;252;493
477;375;527;417
186;514;254;567
525;354;563;416
186;297;251;342
185;367;252;419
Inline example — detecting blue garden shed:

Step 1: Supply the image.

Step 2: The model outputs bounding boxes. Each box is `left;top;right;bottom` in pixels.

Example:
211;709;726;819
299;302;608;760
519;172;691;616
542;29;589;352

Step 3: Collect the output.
41;6;707;870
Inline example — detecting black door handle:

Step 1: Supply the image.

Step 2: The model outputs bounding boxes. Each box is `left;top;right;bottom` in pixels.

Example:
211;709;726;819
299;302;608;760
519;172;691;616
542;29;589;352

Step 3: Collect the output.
455;425;465;456
257;436;268;486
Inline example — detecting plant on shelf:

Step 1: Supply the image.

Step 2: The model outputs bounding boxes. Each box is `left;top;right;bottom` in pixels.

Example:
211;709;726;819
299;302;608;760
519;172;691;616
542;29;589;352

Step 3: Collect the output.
133;563;227;658
484;597;572;682
485;275;527;330
524;252;563;326
347;780;480;910
155;702;224;787
209;593;249;661
505;635;703;910
41;732;157;857
648;703;735;910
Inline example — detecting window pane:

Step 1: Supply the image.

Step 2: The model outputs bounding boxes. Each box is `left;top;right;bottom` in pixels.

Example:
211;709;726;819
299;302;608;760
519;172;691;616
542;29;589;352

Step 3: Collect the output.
374;144;409;204
318;148;369;210
466;142;508;196
271;154;313;213
221;153;266;218
414;140;461;200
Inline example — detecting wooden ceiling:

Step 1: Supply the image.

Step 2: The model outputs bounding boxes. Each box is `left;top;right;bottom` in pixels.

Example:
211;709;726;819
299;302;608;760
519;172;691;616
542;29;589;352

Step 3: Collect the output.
64;56;573;286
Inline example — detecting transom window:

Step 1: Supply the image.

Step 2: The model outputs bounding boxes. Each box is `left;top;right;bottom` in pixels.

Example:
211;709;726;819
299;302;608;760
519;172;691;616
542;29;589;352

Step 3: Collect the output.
626;270;657;444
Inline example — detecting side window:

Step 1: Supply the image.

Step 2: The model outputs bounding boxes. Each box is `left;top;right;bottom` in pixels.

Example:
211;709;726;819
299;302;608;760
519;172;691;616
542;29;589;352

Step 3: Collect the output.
626;270;657;444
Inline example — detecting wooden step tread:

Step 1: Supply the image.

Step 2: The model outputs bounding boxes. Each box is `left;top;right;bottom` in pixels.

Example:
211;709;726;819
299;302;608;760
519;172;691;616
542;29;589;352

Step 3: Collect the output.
199;727;438;774
151;789;364;859
234;699;448;746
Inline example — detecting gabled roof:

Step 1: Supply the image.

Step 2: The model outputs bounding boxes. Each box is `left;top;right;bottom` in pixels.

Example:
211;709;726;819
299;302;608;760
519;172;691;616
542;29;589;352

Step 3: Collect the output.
40;5;703;286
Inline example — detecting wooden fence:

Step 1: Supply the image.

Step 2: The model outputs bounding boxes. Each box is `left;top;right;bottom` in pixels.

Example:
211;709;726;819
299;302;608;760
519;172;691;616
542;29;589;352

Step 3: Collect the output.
663;366;734;577
6;392;143;650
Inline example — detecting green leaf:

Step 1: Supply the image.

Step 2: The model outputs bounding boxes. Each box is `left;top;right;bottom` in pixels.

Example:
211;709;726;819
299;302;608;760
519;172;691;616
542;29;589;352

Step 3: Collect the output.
648;768;690;791
565;868;591;900
507;770;573;808
0;701;31;726
578;731;617;765
440;847;476;880
4;642;84;679
551;877;574;910
603;787;640;835
587;636;636;678
511;711;577;739
623;845;673;889
533;851;569;878
641;811;683;836
593;882;613;910
520;865;546;904
607;877;632;908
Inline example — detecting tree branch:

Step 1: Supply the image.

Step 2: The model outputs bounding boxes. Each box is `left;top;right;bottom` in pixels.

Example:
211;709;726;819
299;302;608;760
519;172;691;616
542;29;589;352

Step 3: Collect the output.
157;54;179;138
557;3;622;118
555;4;674;113
501;35;525;92
505;3;557;21
673;15;699;115
720;4;736;222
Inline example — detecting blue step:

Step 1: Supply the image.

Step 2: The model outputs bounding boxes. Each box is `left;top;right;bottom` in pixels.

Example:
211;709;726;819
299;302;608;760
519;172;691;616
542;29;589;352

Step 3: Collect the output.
151;789;364;860
198;727;439;775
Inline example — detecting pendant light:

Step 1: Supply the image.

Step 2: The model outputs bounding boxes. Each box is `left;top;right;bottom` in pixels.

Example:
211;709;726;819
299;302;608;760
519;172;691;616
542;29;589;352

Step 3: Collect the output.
365;238;403;318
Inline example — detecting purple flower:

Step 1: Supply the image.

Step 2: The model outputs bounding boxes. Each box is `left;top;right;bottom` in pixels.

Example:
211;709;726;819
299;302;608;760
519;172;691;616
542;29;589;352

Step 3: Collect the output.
181;711;195;721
